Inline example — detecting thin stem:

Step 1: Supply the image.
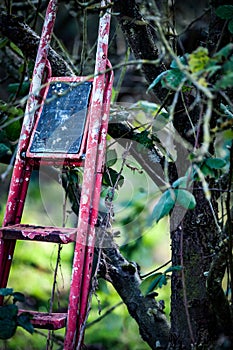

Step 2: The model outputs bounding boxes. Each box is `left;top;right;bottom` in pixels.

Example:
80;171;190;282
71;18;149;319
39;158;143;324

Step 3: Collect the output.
226;142;233;305
180;229;196;345
86;302;123;328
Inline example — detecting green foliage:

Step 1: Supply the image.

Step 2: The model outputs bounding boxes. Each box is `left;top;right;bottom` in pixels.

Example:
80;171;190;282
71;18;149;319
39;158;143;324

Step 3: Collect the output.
216;5;233;33
148;44;233;94
0;288;34;339
0;143;12;157
148;60;186;91
188;47;210;73
102;167;124;189
151;189;175;223
151;173;196;223
106;149;118;167
174;189;196;210
140;265;182;295
204;157;226;170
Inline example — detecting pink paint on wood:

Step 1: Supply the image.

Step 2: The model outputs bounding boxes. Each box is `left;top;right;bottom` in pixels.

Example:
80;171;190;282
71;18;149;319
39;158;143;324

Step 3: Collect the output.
0;0;58;292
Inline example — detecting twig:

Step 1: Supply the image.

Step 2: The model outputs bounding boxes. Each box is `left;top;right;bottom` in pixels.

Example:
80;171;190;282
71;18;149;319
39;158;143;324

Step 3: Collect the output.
86;301;123;328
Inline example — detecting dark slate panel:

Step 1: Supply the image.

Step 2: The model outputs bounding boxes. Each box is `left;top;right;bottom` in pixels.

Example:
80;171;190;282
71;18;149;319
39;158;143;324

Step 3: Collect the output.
30;81;92;154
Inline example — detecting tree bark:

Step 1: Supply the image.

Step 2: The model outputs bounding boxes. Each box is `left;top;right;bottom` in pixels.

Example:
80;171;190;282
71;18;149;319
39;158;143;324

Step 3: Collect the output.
170;189;219;349
99;244;170;350
0;13;74;77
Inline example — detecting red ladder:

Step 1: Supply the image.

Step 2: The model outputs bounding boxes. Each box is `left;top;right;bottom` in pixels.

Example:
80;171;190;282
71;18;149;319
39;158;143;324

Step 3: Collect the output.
0;0;113;348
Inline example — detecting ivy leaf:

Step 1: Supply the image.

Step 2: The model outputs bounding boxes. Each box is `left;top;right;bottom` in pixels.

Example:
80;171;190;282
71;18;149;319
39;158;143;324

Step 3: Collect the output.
158;274;168;288
133;100;160;115
205;158;226;169
215;72;233;89
17;313;34;334
140;272;162;295
6;119;21;141
0;143;11;157
12;292;25;304
172;176;189;189
0;304;18;339
152;112;170;132
228;18;233;34
170;55;188;68
147;71;167;91
151;189;175;223
216;5;233;20
0;38;8;49
188;47;210;73
9;42;24;58
164;265;182;274
214;43;233;60
163;69;185;90
7;82;30;96
141;273;168;295
0;288;14;296
103;168;124;189
174;189;196;210
106;149;117;167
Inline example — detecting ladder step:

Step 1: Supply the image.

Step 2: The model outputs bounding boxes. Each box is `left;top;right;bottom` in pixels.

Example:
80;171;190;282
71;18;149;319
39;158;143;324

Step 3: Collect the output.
0;224;76;244
19;310;67;330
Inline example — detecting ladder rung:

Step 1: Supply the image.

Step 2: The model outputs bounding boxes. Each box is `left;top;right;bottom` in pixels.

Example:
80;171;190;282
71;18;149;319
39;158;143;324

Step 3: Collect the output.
0;224;76;244
19;310;67;330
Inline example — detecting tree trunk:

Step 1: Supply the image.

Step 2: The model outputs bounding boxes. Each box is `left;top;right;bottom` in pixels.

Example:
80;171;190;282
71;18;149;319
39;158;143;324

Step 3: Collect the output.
170;187;223;349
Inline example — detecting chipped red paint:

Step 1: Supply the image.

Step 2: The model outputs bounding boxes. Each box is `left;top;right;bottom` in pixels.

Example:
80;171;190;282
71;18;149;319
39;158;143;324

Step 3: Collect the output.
0;224;77;243
0;0;58;293
18;310;67;330
76;64;114;348
64;2;113;348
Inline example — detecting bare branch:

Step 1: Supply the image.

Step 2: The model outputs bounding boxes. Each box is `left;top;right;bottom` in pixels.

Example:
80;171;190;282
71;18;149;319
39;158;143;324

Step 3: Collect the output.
0;13;74;77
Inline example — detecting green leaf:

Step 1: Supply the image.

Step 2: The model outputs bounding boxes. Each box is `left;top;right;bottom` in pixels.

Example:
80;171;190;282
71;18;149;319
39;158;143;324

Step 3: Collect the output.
174;189;196;210
215;72;233;89
6;120;21;141
164;265;182;274
158;274;168;288
200;163;215;177
205;158;226;169
7;82;30;96
163;69;185;90
188;47;210;73
228;18;233;34
172;176;188;189
152;113;170;132
134;100;160;115
216;5;233;20
0;304;18;339
9;42;24;58
151;189;175;223
106;149;118;167
170;55;188;69
147;71;167;91
0;143;12;157
0;38;8;49
103;168;124;189
0;318;17;339
0;288;14;296
12;292;25;304
17;313;34;334
214;43;233;60
140;273;163;295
